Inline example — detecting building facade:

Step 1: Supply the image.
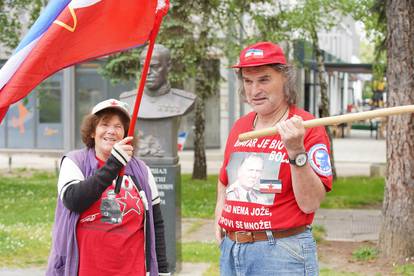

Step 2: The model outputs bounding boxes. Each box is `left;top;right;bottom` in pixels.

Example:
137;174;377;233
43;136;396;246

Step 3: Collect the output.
0;59;221;152
0;14;362;153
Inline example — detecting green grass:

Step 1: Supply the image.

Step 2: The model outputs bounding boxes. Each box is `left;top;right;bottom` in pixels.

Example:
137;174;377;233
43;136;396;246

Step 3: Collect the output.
0;171;219;267
320;269;362;275
0;170;57;267
181;242;220;264
181;241;220;276
312;224;326;243
352;246;379;261
0;171;386;269
203;264;219;276
181;175;386;218
394;263;414;275
182;174;217;218
321;177;385;209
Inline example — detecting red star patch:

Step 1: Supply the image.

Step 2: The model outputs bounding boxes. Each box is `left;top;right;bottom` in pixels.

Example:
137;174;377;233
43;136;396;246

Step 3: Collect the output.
117;191;142;216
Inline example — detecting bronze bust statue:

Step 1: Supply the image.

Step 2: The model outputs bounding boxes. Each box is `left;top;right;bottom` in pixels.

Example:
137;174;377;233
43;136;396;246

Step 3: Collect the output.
120;44;196;119
120;44;196;157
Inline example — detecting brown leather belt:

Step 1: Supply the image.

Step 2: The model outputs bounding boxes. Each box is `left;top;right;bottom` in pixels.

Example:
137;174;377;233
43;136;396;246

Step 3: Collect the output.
226;226;307;243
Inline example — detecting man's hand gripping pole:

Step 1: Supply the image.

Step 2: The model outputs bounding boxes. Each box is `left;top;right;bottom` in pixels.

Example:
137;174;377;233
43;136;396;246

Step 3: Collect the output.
238;105;414;142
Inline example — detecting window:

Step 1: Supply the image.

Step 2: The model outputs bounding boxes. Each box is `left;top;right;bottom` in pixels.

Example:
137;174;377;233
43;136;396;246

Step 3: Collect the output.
37;72;63;149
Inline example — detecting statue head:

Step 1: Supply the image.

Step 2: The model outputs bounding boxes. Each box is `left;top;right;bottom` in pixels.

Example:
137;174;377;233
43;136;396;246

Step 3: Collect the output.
140;44;172;96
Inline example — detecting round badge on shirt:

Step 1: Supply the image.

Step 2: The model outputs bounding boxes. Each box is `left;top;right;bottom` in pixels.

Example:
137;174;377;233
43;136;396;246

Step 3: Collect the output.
308;144;332;176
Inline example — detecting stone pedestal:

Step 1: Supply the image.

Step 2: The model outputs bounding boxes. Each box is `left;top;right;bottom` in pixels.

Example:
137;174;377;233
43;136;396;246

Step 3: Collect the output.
120;78;195;273
147;164;181;273
135;117;182;273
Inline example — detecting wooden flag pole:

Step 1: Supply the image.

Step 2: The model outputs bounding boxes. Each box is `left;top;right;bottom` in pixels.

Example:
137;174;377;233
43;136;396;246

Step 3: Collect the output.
127;3;169;137
115;1;169;194
238;105;414;141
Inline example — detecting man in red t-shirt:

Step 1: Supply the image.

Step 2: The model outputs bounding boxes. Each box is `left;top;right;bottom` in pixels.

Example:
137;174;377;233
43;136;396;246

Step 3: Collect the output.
215;42;333;276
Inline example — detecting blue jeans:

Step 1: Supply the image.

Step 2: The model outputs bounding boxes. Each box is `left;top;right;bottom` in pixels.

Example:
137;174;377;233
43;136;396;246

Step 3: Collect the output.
220;228;318;276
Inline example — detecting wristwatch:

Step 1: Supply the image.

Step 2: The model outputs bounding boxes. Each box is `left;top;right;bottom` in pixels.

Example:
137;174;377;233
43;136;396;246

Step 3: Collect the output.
289;152;308;167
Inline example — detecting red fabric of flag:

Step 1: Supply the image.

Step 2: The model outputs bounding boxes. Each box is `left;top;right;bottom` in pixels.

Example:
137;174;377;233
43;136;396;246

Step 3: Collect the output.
0;0;158;123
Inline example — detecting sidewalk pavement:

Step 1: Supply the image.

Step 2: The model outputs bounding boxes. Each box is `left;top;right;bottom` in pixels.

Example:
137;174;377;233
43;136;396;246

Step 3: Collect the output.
179;129;386;176
0;129;386;177
314;209;382;242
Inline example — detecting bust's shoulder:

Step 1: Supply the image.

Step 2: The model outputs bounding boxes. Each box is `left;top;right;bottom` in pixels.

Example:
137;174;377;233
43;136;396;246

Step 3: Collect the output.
171;88;196;100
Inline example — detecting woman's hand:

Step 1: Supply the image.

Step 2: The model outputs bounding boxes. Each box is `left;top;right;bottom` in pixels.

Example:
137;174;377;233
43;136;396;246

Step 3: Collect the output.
117;136;134;158
111;136;134;165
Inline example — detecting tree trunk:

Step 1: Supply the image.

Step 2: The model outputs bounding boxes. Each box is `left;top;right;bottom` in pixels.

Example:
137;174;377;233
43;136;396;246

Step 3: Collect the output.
310;28;337;179
192;96;207;179
379;0;414;260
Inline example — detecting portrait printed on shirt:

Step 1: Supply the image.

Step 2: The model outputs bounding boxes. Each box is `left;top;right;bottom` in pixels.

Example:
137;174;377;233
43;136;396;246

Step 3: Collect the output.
225;152;283;205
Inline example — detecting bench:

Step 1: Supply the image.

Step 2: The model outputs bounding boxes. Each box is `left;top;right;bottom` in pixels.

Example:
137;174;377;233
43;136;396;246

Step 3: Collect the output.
351;118;386;139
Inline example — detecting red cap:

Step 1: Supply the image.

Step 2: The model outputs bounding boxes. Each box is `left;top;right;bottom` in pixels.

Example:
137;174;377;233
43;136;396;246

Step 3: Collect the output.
232;42;287;68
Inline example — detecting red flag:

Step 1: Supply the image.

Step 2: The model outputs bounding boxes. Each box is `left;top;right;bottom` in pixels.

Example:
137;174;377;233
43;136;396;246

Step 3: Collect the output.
0;0;161;122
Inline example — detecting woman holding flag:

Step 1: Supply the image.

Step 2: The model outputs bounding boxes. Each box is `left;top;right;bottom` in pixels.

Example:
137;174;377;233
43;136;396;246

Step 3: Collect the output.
46;99;170;276
0;0;172;274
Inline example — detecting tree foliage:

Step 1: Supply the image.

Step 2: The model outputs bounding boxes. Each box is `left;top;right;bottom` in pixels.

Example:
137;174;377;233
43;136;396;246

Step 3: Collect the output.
249;0;360;179
0;0;46;52
350;0;386;80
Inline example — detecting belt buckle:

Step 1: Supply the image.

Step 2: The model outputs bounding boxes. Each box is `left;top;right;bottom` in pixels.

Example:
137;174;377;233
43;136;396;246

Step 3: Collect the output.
235;231;252;243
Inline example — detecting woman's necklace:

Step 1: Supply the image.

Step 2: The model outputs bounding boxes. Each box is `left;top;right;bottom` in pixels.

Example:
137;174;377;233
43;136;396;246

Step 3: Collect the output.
253;107;289;129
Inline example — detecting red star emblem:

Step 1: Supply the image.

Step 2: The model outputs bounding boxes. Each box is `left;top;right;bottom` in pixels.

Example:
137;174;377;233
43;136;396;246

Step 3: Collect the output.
110;100;119;106
117;191;142;216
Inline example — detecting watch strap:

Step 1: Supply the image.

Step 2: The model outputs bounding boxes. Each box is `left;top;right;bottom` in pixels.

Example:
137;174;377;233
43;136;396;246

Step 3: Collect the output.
289;152;307;166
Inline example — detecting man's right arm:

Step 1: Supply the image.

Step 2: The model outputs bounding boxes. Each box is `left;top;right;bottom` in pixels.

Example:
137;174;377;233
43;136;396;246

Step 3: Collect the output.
214;180;227;244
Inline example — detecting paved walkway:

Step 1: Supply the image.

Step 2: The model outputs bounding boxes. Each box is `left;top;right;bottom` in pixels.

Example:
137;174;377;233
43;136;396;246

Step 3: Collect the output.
0;129;386;177
314;209;382;242
178;129;386;176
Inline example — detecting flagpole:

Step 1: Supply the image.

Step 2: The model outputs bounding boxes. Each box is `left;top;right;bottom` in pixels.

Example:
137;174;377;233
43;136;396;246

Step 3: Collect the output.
115;1;169;194
128;2;169;137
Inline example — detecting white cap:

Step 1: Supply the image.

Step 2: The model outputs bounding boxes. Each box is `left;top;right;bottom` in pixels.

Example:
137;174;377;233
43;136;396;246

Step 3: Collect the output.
91;99;130;118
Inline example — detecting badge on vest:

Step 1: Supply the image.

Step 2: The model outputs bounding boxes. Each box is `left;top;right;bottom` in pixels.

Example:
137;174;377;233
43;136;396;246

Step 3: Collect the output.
100;190;123;224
